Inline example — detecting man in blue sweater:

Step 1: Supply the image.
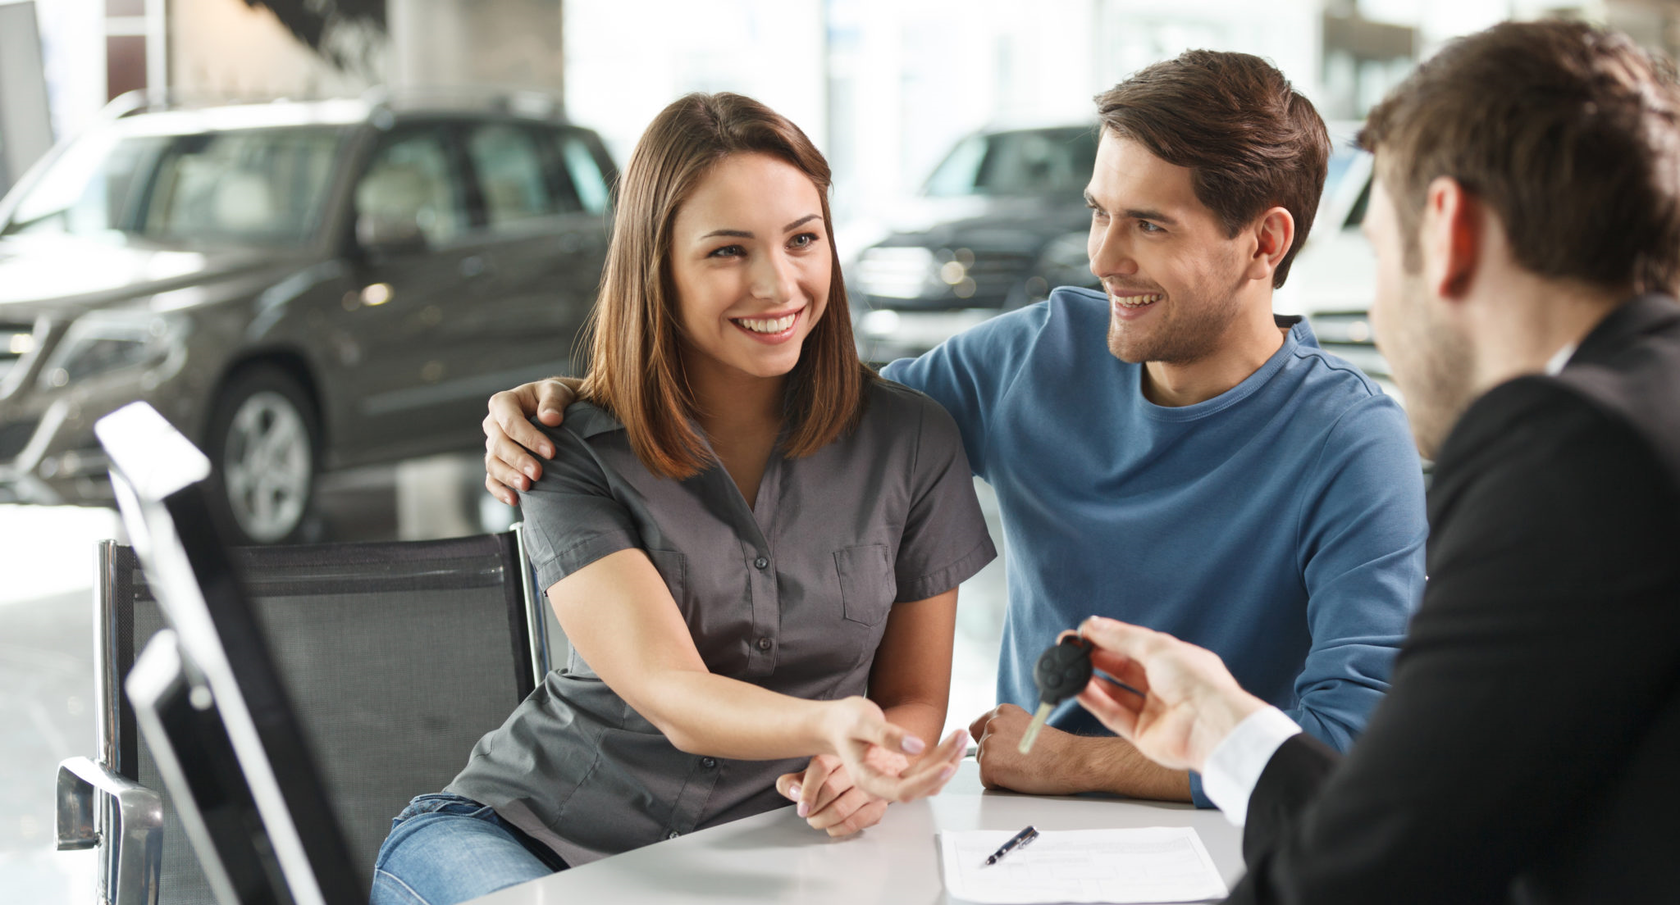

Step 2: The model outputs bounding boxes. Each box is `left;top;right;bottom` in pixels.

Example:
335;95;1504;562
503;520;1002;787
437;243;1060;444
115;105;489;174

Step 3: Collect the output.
479;52;1426;810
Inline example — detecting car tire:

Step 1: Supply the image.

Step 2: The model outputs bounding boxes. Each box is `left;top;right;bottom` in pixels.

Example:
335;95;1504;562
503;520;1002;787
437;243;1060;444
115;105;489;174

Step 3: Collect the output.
204;365;319;545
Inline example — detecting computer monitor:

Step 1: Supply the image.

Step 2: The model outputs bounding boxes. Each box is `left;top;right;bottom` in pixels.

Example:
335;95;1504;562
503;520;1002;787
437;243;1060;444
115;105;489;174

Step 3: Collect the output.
98;402;364;905
126;629;295;905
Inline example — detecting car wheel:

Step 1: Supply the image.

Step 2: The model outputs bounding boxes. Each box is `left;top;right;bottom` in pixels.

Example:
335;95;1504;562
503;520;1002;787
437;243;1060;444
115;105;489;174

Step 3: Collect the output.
205;366;318;545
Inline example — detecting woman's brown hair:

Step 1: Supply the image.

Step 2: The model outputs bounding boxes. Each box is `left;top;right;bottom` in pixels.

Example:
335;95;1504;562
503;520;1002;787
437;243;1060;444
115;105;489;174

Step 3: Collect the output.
579;92;870;480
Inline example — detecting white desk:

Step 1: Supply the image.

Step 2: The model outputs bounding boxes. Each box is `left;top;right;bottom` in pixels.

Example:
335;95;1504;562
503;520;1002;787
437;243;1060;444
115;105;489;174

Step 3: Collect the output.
474;761;1245;904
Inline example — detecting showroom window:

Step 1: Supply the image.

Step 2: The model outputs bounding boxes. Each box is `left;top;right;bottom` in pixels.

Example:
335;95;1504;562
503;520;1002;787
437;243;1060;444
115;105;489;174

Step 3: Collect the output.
141;127;340;246
466;123;560;231
355;130;469;247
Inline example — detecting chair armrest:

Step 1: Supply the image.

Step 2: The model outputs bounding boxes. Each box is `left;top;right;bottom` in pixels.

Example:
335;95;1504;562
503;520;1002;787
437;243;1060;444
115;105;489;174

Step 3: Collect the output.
57;756;162;905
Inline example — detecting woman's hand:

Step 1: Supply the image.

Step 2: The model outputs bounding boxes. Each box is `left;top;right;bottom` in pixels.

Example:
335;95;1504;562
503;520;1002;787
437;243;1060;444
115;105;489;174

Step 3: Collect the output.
778;706;967;837
815;697;968;805
775;754;895;837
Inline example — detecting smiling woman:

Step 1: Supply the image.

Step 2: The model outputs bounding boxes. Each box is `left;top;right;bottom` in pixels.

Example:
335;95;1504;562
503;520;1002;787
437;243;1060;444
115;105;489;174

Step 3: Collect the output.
370;94;996;905
580;94;864;482
666;153;832;502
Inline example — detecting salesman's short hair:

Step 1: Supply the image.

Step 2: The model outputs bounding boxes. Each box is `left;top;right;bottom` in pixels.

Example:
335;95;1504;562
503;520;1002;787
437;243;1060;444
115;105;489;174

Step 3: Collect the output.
1361;20;1680;295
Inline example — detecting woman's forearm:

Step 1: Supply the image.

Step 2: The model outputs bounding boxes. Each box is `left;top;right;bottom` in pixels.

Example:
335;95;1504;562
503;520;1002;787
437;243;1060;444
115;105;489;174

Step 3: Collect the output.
637;667;844;760
553;549;931;764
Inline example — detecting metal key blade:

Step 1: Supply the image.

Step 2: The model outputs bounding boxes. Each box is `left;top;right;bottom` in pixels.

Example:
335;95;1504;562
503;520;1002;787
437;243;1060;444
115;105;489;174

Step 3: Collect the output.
1017;701;1054;755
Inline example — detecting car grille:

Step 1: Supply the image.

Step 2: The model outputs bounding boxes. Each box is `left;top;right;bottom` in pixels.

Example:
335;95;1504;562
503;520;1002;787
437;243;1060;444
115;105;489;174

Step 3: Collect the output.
1307;310;1390;382
0;418;40;461
965;250;1034;294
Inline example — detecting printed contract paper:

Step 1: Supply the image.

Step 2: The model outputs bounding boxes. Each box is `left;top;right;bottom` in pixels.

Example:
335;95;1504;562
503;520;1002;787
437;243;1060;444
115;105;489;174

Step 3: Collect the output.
940;827;1228;904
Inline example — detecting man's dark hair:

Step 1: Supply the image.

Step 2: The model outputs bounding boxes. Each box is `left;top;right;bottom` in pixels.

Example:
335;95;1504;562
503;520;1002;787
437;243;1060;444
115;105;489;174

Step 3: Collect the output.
1096;50;1330;288
1361;20;1680;295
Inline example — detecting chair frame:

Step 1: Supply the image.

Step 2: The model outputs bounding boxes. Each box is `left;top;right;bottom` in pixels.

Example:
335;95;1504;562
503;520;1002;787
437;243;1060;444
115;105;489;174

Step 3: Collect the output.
57;540;163;905
56;525;550;905
516;520;553;684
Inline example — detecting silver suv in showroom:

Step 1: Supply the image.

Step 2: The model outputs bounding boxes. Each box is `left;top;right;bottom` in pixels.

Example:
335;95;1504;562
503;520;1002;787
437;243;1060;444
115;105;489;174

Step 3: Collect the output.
848;124;1102;364
0;93;616;543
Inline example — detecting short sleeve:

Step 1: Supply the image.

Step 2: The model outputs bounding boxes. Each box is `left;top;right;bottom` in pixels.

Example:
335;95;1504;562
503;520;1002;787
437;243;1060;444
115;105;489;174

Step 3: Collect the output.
892;394;998;602
880;300;1048;479
517;418;640;591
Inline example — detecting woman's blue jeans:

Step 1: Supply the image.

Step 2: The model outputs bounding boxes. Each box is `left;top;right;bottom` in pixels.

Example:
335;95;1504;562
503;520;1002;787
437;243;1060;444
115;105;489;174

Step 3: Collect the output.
371;793;568;905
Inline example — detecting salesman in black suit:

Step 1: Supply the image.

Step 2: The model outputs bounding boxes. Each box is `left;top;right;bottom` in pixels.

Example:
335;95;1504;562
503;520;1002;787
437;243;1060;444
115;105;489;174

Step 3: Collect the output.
1071;19;1680;905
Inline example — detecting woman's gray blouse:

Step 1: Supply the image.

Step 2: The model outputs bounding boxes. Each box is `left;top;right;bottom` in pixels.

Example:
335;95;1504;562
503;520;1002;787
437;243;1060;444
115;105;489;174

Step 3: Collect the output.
445;379;996;866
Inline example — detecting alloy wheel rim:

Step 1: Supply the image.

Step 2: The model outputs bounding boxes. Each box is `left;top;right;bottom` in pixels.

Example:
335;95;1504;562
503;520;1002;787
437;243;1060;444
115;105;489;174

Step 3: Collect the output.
222;390;311;542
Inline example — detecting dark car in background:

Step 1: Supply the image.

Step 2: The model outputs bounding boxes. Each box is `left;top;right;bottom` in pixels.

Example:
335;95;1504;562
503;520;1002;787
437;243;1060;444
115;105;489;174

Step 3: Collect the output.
0;92;615;544
849;124;1100;364
852;122;1397;402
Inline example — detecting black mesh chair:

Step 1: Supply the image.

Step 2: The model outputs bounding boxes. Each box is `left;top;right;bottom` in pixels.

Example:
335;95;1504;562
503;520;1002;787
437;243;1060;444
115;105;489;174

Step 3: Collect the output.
56;529;551;905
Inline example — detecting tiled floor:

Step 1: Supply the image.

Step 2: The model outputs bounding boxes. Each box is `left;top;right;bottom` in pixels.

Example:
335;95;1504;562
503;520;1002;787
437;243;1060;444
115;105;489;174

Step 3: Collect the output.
0;464;1006;903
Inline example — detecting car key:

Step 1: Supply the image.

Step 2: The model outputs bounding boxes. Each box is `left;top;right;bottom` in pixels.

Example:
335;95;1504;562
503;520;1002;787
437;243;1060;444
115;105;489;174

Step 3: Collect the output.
1018;636;1096;755
1017;635;1149;755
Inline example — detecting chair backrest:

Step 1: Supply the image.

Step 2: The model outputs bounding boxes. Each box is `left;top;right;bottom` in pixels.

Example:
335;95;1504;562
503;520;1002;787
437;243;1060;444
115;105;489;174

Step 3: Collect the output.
94;530;547;903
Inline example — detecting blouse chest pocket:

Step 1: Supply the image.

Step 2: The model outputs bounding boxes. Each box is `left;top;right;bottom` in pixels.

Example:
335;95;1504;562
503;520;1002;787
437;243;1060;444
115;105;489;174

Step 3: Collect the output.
833;544;897;626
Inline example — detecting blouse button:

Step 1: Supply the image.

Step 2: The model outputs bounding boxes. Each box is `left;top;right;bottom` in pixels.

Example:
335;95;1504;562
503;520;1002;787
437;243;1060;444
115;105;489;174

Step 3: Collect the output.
701;757;717;768
754;555;770;570
667;830;681;840
756;637;773;651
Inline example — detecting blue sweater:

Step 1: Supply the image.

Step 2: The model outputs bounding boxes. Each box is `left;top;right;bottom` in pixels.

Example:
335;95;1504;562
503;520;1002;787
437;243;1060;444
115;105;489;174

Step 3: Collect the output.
882;287;1427;806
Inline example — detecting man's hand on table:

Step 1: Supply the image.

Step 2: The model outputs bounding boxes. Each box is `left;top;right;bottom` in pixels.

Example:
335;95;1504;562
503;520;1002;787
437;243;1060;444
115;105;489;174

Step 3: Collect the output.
967;704;1193;801
483;378;577;504
1073;617;1268;775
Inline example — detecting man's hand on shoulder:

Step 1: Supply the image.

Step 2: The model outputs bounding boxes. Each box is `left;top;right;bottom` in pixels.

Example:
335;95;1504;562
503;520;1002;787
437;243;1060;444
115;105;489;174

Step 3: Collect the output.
968;703;1193;801
483;378;579;505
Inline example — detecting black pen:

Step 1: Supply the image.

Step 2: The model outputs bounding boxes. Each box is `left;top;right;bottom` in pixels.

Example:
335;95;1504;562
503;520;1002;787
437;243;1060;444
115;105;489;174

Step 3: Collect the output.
981;825;1039;867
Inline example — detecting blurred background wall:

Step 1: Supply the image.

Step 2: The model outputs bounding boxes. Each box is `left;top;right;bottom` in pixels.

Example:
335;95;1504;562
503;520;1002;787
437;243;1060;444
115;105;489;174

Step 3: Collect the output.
10;0;1680;216
0;2;52;192
169;0;385;99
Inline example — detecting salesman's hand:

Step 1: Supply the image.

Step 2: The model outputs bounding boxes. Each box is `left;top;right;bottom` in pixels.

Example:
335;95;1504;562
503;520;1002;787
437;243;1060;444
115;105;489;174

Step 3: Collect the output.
775;753;898;837
1073;617;1268;774
483;378;577;505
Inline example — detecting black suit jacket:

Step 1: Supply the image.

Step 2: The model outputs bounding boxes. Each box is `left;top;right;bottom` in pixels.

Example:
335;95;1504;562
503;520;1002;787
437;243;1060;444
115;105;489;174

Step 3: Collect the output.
1230;294;1680;905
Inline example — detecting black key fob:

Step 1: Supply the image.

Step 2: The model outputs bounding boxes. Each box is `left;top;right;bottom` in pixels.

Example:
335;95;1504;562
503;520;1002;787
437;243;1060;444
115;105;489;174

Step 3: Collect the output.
1033;635;1094;706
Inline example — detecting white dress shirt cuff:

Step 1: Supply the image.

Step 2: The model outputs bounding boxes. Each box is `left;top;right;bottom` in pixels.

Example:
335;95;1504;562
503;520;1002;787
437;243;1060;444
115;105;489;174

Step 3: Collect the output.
1544;341;1579;375
1201;706;1302;828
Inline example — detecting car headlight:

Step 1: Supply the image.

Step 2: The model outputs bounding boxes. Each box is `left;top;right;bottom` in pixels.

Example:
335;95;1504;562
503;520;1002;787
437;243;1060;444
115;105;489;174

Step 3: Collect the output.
858;309;901;338
38;312;190;389
855;246;939;299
